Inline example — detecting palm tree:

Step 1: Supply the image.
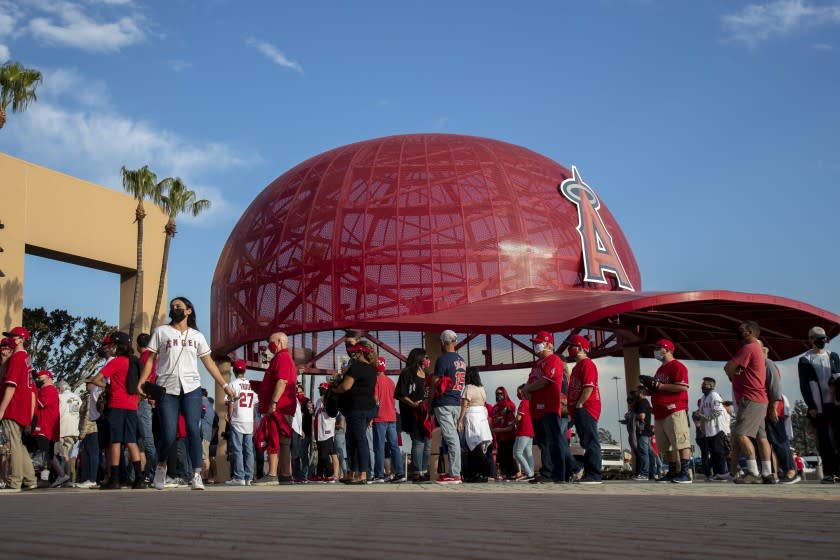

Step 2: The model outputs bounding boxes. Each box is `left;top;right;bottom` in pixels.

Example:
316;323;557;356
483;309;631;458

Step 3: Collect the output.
121;165;163;343
0;61;43;129
149;177;211;330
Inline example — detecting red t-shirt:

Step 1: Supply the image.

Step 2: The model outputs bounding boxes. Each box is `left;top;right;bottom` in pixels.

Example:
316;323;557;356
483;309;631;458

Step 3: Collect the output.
374;374;397;423
101;356;139;411
651;359;689;419
1;350;34;427
34;384;60;441
527;353;565;420
515;399;535;438
731;342;768;404
257;349;297;415
140;349;158;385
567;358;601;421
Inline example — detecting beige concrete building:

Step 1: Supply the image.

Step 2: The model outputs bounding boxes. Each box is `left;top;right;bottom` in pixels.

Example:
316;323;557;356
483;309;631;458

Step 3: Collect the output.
0;152;168;334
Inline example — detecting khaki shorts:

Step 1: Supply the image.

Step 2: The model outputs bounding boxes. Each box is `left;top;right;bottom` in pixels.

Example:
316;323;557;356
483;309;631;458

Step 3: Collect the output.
654;409;690;453
202;440;210;462
58;436;76;458
733;399;767;439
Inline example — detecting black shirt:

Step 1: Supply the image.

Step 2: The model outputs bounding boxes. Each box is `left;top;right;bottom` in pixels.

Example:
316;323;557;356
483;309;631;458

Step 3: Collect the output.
341;362;377;412
396;368;427;431
633;398;654;436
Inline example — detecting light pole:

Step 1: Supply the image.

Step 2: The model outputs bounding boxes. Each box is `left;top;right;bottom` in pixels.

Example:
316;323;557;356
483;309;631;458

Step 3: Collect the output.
612;376;624;453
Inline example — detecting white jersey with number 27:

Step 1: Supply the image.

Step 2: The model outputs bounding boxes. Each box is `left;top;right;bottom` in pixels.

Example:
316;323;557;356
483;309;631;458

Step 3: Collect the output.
227;378;259;434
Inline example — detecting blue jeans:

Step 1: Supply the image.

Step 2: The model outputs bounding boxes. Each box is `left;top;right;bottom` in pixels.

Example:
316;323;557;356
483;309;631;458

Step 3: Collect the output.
537;413;577;481
335;432;347;476
345;409;375;476
433;405;462;476
574;407;602;480
137;400;156;478
513;436;535;477
292;433;311;479
373;421;404;478
766;419;794;474
406;423;431;474
156;387;203;473
79;432;100;483
637;435;651;477
228;430;255;481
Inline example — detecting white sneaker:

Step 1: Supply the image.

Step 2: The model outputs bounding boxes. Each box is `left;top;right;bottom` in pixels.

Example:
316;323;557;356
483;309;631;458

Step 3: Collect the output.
224;479;246;486
164;477;180;488
191;473;205;490
51;474;71;488
75;480;96;489
40;469;50;481
153;464;168;490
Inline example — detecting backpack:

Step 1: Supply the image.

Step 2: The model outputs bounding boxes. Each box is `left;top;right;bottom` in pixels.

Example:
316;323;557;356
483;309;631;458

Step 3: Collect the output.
126;355;141;395
323;388;340;418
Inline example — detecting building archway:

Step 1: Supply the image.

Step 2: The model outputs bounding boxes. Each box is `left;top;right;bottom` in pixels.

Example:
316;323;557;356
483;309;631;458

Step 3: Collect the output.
0;153;168;334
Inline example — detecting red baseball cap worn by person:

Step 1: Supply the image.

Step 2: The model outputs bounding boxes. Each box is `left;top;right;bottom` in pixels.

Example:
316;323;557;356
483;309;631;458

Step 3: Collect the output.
567;334;590;351
530;331;554;345
2;326;30;340
654;339;675;352
0;337;15;348
376;356;387;372
232;359;247;372
35;370;53;380
319;382;330;390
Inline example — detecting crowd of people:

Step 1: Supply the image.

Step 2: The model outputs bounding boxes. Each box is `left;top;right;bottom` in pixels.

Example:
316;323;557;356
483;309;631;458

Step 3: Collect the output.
1;304;839;491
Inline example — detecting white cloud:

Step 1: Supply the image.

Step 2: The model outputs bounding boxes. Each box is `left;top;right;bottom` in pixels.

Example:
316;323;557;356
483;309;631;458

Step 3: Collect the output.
722;0;840;47
246;37;303;73
167;59;191;72
0;85;252;227
0;9;16;37
0;44;8;62
813;42;834;49
25;0;145;52
40;67;111;108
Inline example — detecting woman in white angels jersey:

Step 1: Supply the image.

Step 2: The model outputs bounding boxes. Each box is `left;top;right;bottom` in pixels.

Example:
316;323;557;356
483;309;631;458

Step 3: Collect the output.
137;296;234;490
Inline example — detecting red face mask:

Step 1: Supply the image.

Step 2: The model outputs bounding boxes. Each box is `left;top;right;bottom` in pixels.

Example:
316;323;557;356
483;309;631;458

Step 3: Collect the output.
268;341;279;354
567;347;579;359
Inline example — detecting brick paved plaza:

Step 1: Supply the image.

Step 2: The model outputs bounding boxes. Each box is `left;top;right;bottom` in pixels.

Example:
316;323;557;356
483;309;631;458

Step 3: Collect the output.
1;482;837;559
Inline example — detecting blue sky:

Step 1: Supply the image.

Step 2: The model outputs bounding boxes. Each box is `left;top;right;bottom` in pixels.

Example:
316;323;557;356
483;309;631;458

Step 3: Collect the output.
1;0;839;442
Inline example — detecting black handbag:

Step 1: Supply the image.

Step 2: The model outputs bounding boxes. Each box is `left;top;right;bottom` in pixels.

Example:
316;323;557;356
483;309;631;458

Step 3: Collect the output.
142;382;166;402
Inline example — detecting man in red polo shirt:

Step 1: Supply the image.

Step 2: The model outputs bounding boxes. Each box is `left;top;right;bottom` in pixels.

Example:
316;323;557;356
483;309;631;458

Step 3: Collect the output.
523;330;578;483
255;331;297;485
641;339;691;483
566;334;603;484
0;326;37;492
724;320;772;484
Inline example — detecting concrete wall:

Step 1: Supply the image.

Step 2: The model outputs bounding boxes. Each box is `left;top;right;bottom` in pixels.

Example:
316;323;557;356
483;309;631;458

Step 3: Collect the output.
0;152;168;333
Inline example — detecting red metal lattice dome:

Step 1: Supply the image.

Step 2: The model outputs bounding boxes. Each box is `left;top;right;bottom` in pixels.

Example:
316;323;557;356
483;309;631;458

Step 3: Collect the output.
212;133;640;354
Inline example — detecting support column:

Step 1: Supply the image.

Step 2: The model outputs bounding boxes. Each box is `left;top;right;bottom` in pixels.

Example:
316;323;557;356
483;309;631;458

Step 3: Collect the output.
214;358;232;484
622;346;641;396
423;332;442;481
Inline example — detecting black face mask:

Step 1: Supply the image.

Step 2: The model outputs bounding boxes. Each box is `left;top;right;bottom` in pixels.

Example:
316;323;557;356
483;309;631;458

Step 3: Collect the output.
169;308;186;323
495;394;504;403
814;338;827;349
97;347;108;358
35;380;44;388
318;389;326;397
701;386;712;395
345;342;355;357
